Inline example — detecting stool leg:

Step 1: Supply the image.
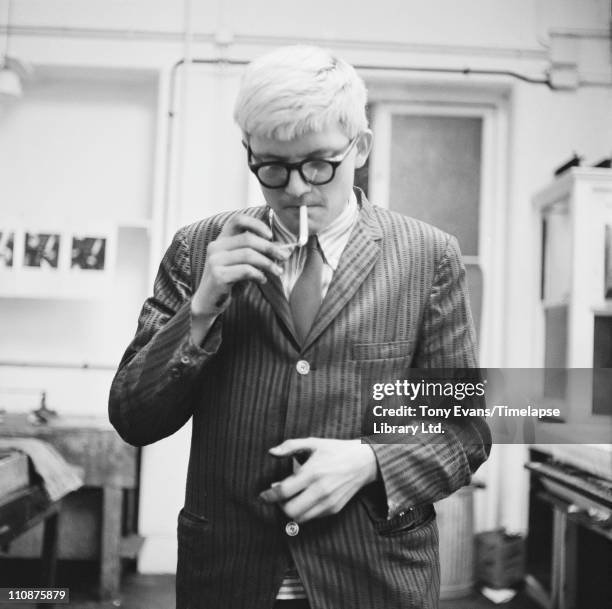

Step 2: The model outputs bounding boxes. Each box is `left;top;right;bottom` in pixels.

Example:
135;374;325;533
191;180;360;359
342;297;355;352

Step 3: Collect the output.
39;510;59;609
41;511;59;586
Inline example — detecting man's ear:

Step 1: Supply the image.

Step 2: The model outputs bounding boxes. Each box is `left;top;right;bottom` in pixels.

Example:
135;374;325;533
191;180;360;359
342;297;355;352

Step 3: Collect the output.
354;130;373;169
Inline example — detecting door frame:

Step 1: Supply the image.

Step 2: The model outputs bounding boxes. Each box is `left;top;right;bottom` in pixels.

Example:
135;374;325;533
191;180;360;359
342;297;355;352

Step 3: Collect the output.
367;90;509;368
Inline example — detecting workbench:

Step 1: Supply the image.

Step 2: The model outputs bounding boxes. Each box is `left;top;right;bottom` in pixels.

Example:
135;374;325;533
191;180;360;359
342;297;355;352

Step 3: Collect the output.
0;483;63;588
0;414;140;599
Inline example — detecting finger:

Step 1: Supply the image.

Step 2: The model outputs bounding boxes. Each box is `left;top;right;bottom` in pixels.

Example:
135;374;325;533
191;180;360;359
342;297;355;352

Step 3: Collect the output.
221;215;273;240
259;471;308;503
220;264;268;286
279;484;322;522
213;233;291;263
216;248;284;277
283;481;354;523
269;438;319;458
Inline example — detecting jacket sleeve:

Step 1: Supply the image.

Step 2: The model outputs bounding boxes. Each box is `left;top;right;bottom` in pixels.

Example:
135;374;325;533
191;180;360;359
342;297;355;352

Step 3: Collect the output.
108;225;222;447
364;235;491;518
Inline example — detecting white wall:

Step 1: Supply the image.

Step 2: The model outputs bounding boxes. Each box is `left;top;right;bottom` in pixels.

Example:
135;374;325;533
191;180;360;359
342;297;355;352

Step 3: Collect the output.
1;0;610;571
6;0;609;50
0;68;157;410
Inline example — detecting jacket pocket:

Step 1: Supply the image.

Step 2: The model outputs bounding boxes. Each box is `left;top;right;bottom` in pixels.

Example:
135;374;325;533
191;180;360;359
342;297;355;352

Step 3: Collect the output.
352;340;414;361
379;506;436;537
360;494;435;537
176;507;213;601
178;507;210;529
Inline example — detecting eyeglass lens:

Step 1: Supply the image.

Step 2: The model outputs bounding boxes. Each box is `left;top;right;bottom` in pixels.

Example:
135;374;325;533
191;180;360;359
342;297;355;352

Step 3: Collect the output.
257;160;334;187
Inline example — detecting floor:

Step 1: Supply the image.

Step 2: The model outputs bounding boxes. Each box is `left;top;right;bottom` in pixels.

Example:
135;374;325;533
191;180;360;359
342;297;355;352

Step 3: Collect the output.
440;590;540;609
0;545;547;609
0;573;541;609
105;575;540;609
70;573;176;609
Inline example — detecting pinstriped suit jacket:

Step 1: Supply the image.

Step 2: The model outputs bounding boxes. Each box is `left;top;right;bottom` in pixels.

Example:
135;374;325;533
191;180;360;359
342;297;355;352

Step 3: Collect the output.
109;191;491;609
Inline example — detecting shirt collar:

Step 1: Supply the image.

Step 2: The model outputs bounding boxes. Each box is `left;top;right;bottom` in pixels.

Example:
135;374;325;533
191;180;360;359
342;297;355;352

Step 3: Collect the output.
269;191;359;271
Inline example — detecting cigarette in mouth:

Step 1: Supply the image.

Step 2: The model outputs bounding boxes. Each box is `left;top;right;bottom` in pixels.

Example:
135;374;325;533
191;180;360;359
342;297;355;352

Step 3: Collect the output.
298;205;308;247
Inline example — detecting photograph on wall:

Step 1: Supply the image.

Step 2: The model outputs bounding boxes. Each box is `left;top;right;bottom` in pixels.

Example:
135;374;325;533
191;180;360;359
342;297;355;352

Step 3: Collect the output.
71;236;107;271
23;232;61;269
0;226;115;298
0;231;15;268
605;225;612;299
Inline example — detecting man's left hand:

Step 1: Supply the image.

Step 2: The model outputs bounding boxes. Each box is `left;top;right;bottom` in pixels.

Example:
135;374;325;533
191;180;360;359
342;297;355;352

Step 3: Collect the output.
259;438;379;523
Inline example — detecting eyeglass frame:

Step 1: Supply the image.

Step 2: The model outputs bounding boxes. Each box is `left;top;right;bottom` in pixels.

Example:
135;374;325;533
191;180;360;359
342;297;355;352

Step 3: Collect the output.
244;135;359;189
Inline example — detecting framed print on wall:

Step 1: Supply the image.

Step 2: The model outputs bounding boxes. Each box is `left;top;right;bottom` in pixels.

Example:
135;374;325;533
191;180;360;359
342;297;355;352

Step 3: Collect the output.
71;235;108;271
0;224;116;299
0;230;15;268
23;231;61;269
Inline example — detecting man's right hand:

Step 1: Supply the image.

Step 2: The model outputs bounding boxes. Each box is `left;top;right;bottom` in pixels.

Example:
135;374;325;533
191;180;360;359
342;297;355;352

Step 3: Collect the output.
190;214;291;344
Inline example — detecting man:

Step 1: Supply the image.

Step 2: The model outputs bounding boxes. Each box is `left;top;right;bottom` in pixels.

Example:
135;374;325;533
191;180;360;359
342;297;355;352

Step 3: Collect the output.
109;45;491;609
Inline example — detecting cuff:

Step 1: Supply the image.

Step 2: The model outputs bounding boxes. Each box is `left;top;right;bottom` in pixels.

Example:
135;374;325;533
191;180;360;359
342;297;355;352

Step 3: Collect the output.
162;302;223;381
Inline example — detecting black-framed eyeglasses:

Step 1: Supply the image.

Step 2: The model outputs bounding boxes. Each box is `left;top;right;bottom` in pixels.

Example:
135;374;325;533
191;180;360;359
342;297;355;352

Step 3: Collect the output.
245;136;359;189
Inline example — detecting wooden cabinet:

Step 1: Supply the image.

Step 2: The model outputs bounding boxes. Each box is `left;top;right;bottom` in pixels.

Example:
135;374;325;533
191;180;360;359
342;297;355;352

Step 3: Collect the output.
534;168;612;367
533;168;612;441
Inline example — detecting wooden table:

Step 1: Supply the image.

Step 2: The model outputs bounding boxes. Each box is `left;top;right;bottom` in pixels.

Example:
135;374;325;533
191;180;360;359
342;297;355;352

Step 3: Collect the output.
525;450;612;609
0;414;140;599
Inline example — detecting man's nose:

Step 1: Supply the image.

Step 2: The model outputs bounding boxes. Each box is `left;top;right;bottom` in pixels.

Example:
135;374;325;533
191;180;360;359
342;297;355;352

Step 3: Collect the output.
284;168;311;197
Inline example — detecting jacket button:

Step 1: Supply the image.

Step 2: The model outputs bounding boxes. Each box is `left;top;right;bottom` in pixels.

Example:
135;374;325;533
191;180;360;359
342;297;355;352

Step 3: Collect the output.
296;360;310;375
285;521;300;536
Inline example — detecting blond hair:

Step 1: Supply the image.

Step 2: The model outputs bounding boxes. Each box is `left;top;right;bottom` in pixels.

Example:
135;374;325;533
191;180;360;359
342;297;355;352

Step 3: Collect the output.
234;45;368;141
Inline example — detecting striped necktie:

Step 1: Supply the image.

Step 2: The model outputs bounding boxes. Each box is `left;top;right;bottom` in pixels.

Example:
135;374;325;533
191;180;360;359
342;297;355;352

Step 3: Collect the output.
289;235;324;343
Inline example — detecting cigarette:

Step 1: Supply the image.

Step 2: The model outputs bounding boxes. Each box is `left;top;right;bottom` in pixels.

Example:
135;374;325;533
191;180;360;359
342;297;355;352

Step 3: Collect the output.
299;205;308;246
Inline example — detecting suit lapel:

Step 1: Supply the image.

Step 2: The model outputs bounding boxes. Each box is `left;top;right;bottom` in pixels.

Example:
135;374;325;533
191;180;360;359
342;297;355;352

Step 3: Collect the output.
252;207;300;343
302;194;382;351
258;271;297;340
